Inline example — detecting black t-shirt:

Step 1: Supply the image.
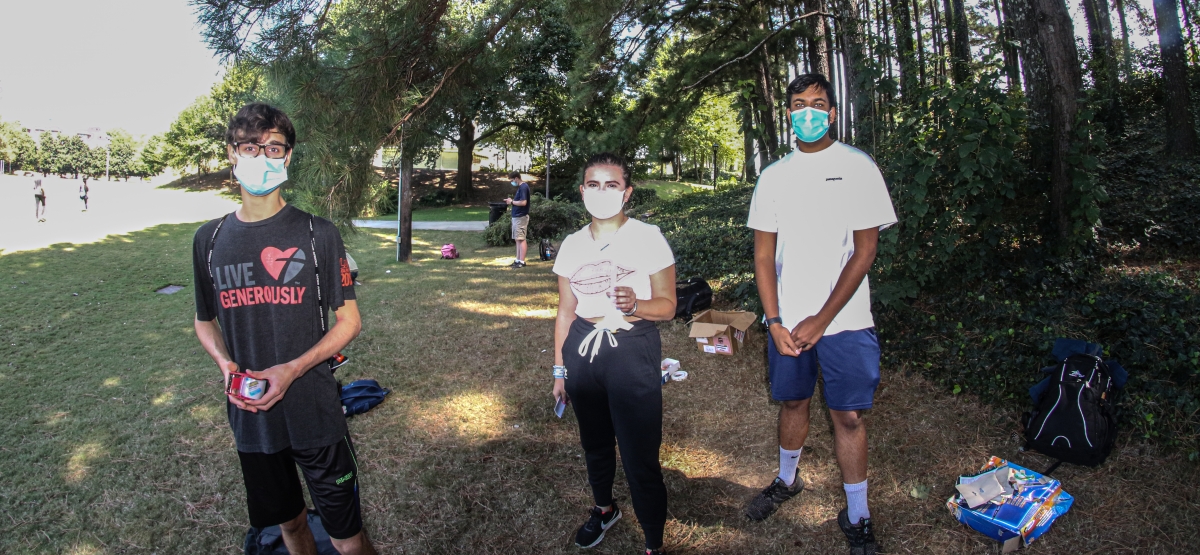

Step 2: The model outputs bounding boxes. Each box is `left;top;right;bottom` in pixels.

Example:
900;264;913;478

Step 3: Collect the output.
192;205;356;453
512;182;531;218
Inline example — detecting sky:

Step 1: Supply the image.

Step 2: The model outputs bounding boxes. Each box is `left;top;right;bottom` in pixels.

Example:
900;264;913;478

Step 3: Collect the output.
0;0;224;138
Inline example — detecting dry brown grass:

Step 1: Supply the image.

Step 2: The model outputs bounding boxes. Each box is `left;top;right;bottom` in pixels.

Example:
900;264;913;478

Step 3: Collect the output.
3;224;1195;554
336;229;1200;554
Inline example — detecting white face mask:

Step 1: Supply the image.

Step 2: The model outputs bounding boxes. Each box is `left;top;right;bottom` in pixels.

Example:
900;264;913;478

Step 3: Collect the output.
233;155;288;196
583;188;626;220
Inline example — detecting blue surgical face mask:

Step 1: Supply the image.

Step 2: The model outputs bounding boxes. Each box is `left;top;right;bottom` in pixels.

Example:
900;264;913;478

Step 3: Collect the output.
790;107;831;143
511;180;519;187
233;155;288;196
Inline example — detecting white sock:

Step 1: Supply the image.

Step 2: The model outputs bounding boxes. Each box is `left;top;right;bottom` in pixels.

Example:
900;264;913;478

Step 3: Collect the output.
777;446;802;486
844;480;870;524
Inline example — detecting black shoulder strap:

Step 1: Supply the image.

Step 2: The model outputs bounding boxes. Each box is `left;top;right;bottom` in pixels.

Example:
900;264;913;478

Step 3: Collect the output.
308;215;328;335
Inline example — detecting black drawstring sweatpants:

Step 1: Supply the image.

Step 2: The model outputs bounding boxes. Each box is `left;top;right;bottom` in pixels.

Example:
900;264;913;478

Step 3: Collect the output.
563;317;667;550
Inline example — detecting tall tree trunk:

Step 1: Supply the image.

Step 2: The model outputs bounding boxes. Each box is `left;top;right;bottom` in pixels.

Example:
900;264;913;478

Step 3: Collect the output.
891;0;919;98
914;0;928;86
743;104;759;181
1012;0;1084;241
454;116;476;200
949;0;972;82
1114;0;1133;78
838;0;875;144
398;156;414;262
931;0;947;84
806;0;833;76
997;0;1023;88
1082;0;1124;135
756;52;781;160
1154;0;1199;155
1180;0;1198;60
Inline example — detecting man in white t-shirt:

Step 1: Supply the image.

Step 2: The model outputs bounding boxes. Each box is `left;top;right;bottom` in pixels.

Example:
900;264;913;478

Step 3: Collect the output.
743;73;897;555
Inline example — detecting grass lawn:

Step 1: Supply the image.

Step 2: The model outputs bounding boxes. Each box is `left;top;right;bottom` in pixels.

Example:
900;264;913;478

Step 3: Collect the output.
635;179;711;200
369;205;491;222
2;224;1197;553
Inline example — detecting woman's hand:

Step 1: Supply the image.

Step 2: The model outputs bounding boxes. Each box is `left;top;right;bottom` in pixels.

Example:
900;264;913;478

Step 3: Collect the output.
609;286;637;314
552;378;568;406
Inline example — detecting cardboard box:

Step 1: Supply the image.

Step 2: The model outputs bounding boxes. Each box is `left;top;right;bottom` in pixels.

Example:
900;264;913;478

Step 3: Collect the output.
947;457;1074;552
687;310;757;355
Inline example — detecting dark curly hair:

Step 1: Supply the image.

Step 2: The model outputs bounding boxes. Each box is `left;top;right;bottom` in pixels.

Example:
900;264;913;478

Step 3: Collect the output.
225;103;296;147
581;152;633;188
785;73;837;108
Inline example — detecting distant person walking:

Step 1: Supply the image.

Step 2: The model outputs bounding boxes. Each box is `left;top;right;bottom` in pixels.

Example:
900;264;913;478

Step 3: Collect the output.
79;178;90;211
505;170;530;268
33;179;47;221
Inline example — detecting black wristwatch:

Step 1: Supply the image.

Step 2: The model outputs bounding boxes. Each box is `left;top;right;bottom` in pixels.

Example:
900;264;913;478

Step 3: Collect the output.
765;316;783;328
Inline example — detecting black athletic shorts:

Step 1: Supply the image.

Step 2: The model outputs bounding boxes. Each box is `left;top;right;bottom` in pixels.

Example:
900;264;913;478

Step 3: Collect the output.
237;435;364;539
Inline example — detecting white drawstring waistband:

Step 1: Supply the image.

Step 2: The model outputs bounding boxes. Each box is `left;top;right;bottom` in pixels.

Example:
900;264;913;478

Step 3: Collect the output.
578;326;619;363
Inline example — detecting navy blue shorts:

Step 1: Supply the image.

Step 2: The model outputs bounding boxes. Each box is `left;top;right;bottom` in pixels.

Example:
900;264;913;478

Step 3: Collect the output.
768;327;881;411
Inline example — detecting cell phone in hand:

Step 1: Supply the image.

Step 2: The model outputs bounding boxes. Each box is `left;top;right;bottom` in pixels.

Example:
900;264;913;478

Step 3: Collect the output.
554;397;567;418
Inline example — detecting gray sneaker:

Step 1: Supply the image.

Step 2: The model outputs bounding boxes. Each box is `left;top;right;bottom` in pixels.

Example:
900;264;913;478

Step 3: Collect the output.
743;469;805;521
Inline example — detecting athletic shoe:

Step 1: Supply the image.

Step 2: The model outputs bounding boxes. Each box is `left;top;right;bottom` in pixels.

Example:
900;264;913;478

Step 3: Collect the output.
574;504;622;548
837;508;878;555
645;550;668;555
743;469;805;521
508;261;526;268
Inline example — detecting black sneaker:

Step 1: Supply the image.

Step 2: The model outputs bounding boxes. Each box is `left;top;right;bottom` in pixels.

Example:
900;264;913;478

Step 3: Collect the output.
574;504;622;548
837;508;878;555
509;261;526;268
743;470;805;521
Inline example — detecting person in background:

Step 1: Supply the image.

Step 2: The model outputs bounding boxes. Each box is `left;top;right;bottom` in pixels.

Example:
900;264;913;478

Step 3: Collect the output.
551;153;677;555
505;170;531;268
79;177;90;211
33;178;47;221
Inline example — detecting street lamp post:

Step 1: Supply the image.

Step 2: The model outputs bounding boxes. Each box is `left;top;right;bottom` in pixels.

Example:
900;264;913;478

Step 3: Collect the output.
711;143;719;187
544;133;553;199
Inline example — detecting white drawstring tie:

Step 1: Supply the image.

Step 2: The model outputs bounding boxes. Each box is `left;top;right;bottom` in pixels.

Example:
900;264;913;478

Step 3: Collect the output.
578;326;619;363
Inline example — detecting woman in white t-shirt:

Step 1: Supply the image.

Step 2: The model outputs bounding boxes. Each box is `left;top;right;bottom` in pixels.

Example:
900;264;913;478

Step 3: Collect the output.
551;153;676;555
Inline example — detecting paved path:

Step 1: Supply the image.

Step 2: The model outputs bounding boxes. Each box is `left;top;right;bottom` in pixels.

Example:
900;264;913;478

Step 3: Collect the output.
353;219;489;231
1;174;240;255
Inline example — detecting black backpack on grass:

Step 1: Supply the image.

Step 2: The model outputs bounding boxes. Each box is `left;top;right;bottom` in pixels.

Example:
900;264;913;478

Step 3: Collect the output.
674;278;713;320
1023;353;1118;469
244;510;339;555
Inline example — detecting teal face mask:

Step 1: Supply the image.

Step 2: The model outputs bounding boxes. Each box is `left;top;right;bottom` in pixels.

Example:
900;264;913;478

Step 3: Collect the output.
233;155;288;196
790;107;831;143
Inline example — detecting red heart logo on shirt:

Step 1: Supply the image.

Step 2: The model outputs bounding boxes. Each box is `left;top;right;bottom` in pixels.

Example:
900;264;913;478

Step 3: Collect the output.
261;247;299;280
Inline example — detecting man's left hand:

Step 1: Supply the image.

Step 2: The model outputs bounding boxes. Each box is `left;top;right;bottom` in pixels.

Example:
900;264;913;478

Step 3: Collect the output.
244;362;302;411
790;316;829;352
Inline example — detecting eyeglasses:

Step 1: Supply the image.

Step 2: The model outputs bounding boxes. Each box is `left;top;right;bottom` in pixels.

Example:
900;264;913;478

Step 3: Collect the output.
234;142;291;159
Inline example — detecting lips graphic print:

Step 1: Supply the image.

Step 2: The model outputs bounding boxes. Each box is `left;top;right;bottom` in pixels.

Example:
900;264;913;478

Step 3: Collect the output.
261;247;308;283
569;261;634;295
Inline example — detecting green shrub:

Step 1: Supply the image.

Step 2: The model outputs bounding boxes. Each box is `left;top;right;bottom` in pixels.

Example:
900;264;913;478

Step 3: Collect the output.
645;184;757;309
627;187;659;212
876;261;1199;452
484;195;589;246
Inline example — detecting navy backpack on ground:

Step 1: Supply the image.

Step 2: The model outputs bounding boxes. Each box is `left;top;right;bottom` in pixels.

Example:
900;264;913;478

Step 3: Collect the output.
243;510;339;555
341;379;390;416
1023;339;1128;472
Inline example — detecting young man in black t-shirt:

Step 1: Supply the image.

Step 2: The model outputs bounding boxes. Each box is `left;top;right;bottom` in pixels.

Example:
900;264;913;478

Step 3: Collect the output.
192;103;376;555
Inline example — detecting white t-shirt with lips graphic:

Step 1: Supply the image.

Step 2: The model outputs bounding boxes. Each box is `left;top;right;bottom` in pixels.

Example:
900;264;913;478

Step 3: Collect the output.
553;218;676;318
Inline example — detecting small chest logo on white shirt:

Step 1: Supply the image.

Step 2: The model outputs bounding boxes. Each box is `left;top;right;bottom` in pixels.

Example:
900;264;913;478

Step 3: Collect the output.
570;261;634;295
